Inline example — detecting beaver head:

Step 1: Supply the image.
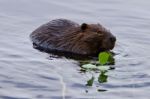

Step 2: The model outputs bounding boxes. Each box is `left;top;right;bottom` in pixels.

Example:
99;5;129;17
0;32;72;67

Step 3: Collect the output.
80;23;116;51
57;23;116;56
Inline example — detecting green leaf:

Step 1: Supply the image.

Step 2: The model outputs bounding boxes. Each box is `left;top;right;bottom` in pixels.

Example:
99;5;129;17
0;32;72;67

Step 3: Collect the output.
98;52;111;65
86;76;95;86
96;66;109;71
108;54;115;65
98;71;108;83
82;64;97;69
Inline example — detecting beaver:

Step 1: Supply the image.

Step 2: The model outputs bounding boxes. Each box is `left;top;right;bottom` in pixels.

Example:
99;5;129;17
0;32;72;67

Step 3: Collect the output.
30;19;116;57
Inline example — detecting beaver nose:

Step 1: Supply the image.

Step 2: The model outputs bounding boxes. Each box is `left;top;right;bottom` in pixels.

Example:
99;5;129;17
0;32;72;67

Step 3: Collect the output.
110;36;116;42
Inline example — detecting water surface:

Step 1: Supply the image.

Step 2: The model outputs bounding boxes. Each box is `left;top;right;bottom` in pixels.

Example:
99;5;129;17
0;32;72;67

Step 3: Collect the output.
0;0;150;99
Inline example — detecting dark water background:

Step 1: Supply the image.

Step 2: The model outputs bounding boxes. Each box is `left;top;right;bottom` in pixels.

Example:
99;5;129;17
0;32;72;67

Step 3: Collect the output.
0;0;150;99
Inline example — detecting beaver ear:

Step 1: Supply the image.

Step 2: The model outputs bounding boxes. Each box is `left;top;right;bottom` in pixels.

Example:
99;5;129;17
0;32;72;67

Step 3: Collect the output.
81;23;88;31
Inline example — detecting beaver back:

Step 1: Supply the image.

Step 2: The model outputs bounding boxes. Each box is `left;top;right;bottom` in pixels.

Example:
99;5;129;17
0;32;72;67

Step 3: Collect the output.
30;19;79;51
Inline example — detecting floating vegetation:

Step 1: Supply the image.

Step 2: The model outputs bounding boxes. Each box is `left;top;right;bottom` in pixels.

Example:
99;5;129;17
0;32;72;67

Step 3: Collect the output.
81;51;115;86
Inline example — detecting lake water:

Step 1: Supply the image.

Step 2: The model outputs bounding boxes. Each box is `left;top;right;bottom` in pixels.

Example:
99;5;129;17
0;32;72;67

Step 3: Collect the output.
0;0;150;99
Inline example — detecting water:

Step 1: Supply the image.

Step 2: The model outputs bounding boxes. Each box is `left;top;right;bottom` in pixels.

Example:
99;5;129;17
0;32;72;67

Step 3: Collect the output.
0;0;150;99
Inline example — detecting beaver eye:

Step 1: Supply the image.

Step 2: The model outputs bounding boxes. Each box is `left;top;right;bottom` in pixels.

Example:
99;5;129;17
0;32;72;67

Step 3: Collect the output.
97;31;103;34
96;31;103;36
97;31;101;34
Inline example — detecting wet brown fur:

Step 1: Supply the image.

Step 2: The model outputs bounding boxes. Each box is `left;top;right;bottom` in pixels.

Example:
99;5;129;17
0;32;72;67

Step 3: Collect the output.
30;19;116;56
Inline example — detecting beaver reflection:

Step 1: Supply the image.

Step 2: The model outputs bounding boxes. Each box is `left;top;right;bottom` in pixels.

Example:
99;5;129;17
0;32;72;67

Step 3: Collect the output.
30;19;116;58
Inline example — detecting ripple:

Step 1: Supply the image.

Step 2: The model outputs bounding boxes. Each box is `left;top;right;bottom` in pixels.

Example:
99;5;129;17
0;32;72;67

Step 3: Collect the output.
0;96;29;99
0;0;150;99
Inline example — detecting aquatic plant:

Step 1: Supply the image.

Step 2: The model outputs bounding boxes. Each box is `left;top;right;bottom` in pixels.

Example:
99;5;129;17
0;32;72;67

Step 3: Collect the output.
81;51;115;86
